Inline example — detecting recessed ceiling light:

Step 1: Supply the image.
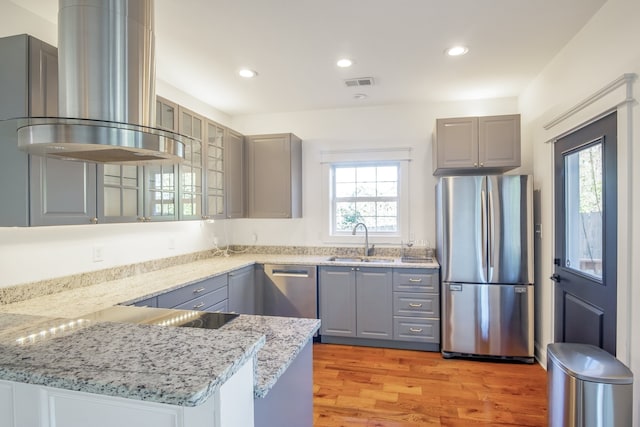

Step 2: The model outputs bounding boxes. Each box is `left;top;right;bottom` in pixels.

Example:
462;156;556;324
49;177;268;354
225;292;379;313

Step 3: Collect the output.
445;46;469;57
239;68;258;78
353;93;368;100
337;58;353;68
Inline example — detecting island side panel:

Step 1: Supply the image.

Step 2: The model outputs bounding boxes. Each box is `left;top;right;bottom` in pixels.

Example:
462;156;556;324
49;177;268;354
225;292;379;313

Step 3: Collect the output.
254;340;313;427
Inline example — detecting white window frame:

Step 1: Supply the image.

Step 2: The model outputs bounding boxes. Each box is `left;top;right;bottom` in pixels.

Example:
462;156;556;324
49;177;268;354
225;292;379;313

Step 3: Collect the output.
321;148;411;245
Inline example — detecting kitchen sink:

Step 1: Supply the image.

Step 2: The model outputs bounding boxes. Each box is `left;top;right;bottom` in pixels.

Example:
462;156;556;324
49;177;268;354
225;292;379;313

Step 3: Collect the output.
327;256;364;262
327;256;397;264
363;258;395;263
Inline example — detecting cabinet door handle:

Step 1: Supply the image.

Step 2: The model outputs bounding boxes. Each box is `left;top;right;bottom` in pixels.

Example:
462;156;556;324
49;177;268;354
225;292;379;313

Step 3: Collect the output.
193;302;205;309
408;278;422;283
409;303;423;308
409;327;423;333
193;287;206;294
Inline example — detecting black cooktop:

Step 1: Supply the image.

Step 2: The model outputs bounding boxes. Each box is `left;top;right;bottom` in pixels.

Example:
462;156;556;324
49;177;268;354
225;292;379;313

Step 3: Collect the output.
176;312;239;329
83;306;239;330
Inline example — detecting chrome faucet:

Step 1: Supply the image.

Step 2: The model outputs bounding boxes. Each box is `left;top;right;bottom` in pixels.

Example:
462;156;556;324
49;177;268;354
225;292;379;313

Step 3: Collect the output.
352;222;373;257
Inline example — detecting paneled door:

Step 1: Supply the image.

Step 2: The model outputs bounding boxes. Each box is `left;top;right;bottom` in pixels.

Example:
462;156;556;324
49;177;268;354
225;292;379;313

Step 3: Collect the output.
553;112;617;355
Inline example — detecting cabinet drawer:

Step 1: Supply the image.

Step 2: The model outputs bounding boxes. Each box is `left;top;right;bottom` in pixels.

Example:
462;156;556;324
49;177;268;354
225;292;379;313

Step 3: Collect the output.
205;299;229;313
393;269;439;293
393;317;439;343
157;275;228;308
172;286;228;311
132;295;157;308
393;292;439;317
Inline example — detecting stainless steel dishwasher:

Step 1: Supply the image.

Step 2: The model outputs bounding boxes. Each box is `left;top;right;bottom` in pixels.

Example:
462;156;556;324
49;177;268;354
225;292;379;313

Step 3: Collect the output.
263;264;318;319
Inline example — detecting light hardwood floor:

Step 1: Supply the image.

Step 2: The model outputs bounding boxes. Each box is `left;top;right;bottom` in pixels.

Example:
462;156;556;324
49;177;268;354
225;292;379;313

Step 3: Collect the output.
313;343;548;427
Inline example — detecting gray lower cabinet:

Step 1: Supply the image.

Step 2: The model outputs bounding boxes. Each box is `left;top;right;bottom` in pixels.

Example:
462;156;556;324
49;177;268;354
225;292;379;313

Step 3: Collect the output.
132;295;158;308
157;275;229;312
228;265;255;314
319;266;392;340
318;266;356;337
356;268;393;340
320;266;440;351
392;268;440;348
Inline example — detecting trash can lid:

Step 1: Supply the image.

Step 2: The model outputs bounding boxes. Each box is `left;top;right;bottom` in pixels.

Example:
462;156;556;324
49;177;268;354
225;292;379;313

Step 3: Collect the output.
547;343;633;384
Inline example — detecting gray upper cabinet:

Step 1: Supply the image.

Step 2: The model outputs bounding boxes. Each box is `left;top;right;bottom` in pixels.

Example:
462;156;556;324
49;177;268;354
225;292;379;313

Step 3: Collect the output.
224;129;245;218
246;133;302;218
204;120;225;219
433;114;521;175
98;164;143;223
178;106;204;220
0;34;98;227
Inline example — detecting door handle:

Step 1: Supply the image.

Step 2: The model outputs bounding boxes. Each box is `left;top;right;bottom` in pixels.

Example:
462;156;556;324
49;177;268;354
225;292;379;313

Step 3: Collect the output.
550;274;561;283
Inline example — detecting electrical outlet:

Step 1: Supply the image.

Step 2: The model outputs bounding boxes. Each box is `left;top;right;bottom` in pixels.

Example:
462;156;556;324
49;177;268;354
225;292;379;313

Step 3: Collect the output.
213;237;219;246
92;245;104;262
168;236;176;250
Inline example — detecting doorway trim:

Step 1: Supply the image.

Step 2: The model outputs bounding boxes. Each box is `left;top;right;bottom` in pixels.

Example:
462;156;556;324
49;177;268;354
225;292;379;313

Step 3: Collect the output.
541;73;636;365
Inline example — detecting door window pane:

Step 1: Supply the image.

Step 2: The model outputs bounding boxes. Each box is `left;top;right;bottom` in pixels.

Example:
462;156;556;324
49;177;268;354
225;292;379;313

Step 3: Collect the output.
564;143;603;278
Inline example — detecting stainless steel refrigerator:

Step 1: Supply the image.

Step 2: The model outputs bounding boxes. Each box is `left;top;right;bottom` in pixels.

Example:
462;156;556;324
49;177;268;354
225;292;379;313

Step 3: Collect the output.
436;175;534;362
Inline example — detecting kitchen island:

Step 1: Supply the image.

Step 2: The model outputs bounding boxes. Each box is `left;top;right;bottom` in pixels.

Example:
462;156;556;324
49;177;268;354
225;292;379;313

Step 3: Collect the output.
0;251;432;426
0;308;320;427
0;311;264;427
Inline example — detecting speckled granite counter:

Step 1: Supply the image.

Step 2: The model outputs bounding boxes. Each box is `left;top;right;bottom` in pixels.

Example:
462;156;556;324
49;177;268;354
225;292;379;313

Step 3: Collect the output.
0;252;430;403
0;312;265;406
227;315;320;398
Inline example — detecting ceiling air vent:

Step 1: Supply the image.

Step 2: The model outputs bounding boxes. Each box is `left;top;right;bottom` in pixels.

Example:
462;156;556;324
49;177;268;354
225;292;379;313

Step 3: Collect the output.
344;77;375;87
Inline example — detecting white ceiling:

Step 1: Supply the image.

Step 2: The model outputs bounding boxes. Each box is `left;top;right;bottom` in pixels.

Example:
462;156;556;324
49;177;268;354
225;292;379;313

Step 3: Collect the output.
14;0;607;116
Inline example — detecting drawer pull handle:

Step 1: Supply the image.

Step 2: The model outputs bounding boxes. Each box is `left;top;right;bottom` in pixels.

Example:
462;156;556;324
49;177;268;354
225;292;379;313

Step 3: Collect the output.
409;303;423;308
193;302;205;309
409;327;423;333
408;278;422;283
193;287;206;294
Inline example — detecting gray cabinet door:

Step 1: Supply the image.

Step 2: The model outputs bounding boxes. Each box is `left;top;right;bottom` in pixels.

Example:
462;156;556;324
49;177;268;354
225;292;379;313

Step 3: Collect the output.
225;129;245;218
228;266;255;314
98;164;144;223
433;114;521;175
30;156;98;226
0;35;99;227
246;133;302;218
434;117;478;170
319;266;356;337
178;107;204;220
204;120;225;219
356;267;393;340
478;114;521;168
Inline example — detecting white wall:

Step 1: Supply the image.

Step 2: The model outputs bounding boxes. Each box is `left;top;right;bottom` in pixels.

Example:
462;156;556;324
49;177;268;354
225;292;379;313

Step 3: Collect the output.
519;0;640;423
0;221;221;288
229;98;527;247
0;1;56;45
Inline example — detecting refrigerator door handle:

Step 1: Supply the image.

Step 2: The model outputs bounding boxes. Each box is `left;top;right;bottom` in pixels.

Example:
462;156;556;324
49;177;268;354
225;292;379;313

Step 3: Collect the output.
488;189;495;270
481;188;488;277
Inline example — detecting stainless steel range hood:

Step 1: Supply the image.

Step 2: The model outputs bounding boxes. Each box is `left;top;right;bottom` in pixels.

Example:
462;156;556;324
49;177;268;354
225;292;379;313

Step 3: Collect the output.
16;0;186;164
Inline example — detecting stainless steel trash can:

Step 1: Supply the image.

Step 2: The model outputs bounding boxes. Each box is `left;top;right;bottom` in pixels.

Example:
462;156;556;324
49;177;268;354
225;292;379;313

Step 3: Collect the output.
547;343;633;427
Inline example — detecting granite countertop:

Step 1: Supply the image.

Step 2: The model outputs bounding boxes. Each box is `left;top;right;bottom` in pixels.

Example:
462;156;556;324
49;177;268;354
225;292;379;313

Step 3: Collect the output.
0;312;265;406
226;315;320;398
0;252;431;404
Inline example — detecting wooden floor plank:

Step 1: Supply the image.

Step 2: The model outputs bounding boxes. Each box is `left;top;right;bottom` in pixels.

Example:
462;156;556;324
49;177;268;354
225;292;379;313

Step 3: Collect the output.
313;343;548;427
